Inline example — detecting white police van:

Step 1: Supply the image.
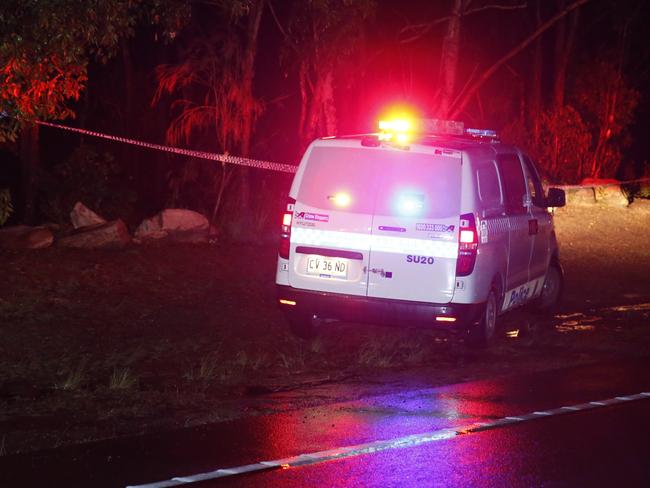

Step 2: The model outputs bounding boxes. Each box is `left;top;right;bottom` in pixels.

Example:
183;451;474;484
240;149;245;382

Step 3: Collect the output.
276;119;565;346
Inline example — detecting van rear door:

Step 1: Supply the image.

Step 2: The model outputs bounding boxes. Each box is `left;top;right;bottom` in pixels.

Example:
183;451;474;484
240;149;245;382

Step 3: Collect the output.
367;150;461;303
288;145;376;297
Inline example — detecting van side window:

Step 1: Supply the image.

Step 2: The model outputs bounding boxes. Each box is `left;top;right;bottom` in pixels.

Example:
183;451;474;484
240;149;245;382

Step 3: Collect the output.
521;155;546;208
476;162;502;209
496;154;527;215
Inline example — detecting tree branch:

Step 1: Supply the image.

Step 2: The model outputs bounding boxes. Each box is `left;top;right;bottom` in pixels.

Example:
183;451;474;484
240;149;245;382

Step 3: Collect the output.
267;0;299;53
464;2;527;16
399;17;451;44
399;2;526;44
449;0;589;118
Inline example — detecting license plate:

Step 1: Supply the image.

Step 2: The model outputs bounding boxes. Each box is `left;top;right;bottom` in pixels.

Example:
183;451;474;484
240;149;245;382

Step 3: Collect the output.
306;255;348;279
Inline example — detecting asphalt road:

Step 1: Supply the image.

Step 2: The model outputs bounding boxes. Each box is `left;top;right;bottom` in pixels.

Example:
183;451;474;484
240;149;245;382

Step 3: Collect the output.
215;399;650;488
2;359;649;488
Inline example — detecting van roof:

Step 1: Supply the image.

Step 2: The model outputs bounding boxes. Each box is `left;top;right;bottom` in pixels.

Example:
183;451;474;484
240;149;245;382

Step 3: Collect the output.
319;133;515;153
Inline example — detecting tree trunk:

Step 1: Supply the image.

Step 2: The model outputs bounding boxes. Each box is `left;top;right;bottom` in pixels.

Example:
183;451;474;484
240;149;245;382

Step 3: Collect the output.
553;0;579;110
240;0;264;158
436;0;463;117
19;123;39;224
529;0;543;144
121;37;135;138
320;70;337;136
590;85;618;179
298;61;309;149
120;37;142;201
449;0;589;119
236;0;264;241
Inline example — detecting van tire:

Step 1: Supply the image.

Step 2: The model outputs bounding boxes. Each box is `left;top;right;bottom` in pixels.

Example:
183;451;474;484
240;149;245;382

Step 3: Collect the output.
466;288;498;348
287;312;319;339
534;262;563;316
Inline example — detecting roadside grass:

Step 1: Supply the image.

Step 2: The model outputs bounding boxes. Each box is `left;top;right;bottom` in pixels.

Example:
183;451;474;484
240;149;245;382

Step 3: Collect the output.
55;360;87;391
183;349;274;385
277;351;300;370
109;368;137;390
355;332;444;369
401;338;433;365
358;337;399;368
199;354;219;380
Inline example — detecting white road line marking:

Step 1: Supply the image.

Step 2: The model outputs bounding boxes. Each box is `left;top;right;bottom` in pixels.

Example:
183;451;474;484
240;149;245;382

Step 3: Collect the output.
126;391;650;488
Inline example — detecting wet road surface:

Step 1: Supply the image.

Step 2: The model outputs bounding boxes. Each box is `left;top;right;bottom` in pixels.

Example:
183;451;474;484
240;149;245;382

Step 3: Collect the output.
2;358;649;487
214;399;650;487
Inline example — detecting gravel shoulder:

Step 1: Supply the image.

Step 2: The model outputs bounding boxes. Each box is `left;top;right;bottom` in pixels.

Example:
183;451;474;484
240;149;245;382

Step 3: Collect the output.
1;201;650;455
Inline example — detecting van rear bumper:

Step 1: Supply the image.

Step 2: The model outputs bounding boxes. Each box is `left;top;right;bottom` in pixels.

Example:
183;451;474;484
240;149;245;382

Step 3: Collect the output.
277;285;484;329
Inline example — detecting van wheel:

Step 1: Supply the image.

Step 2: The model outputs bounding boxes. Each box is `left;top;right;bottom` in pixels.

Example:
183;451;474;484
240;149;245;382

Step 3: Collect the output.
466;288;498;348
534;263;563;315
287;312;320;339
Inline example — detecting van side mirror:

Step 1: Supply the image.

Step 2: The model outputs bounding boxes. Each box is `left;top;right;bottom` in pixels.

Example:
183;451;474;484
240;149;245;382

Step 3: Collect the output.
546;188;565;208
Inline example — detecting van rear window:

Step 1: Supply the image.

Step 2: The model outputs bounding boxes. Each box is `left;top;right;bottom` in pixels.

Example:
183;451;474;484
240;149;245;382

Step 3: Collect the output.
298;146;461;218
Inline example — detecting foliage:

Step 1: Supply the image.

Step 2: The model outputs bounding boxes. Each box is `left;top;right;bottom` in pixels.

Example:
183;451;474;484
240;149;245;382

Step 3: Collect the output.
574;61;639;179
164;158;227;217
153;1;265;228
109;367;137;390
0;188;13;226
55;360;87;391
153;32;262;152
40;143;136;224
0;0;189;142
279;0;375;149
502;61;638;183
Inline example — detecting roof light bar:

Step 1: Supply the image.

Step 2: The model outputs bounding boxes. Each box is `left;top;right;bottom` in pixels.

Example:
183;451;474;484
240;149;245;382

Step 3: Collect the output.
378;119;411;132
465;128;499;139
417;119;464;136
376;117;499;140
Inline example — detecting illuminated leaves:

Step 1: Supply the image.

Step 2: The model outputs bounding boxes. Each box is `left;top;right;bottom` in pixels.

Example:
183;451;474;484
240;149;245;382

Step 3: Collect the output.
0;0;190;141
153;5;263;153
502;59;639;183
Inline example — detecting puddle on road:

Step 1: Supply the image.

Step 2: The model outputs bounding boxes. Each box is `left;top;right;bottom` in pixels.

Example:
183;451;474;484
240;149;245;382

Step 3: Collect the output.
607;302;650;312
542;302;650;334
555;323;597;333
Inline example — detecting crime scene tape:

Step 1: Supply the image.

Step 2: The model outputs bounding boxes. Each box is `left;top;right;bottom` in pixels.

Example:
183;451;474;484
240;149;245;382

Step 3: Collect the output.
555;177;650;190
29;120;650;188
35;120;298;174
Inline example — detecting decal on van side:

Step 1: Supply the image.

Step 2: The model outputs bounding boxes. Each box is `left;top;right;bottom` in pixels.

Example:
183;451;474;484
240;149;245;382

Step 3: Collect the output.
502;277;545;311
480;220;488;243
416;223;455;232
406;255;435;264
295;212;329;223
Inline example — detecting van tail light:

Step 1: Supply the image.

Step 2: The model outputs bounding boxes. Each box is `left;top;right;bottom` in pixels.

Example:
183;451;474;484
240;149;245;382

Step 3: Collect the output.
456;213;478;276
279;197;296;259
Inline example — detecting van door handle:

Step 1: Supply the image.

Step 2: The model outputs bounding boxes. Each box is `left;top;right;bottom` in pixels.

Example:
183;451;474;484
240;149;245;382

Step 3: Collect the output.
528;219;539;235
